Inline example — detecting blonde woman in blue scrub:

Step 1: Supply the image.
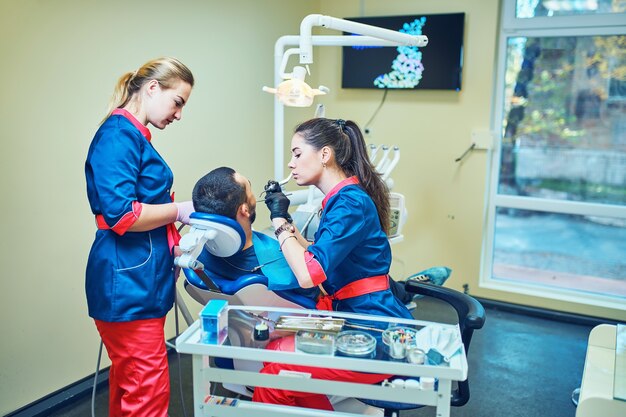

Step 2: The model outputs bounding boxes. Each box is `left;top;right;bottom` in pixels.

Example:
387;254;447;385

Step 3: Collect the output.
85;57;194;417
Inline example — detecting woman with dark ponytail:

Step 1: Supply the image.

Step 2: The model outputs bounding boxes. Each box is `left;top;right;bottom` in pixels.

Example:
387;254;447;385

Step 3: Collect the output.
85;57;194;417
256;118;412;410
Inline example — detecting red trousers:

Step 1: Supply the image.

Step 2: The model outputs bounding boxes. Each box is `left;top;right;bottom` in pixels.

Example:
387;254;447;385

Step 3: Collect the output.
95;317;169;417
252;335;392;410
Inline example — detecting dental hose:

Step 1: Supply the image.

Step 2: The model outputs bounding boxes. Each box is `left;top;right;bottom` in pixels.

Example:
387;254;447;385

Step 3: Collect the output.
174;290;189;417
91;339;104;417
175;222;189;417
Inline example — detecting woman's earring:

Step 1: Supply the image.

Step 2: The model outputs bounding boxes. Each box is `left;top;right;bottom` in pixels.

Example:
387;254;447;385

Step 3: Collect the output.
322;161;326;168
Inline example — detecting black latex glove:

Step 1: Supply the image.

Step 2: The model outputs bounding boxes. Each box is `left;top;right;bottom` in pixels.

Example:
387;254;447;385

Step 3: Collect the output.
265;191;291;221
264;180;282;195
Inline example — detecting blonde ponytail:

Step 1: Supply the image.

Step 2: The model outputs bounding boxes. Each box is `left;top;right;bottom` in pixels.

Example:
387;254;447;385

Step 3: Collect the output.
101;57;194;124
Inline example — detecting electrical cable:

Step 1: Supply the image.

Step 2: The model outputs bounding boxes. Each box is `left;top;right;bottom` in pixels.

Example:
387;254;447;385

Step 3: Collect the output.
174;221;189;417
173;293;189;417
91;339;104;417
363;88;388;134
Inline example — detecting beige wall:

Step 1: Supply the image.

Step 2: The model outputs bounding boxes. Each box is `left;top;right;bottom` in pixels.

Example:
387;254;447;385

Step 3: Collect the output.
1;0;621;414
0;0;319;413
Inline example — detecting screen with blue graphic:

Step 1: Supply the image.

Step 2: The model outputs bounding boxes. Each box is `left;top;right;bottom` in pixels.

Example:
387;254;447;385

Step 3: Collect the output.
342;13;464;91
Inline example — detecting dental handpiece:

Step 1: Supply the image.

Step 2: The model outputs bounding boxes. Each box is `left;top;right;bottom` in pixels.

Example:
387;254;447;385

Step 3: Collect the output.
264;173;292;195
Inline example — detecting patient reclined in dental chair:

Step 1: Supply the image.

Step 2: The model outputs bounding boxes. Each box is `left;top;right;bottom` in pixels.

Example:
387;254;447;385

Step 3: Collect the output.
178;212;424;312
179;166;427;312
178;211;443;310
179;212;318;310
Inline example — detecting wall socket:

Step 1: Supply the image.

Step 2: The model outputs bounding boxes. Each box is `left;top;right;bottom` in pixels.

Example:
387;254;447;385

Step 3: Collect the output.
470;129;494;150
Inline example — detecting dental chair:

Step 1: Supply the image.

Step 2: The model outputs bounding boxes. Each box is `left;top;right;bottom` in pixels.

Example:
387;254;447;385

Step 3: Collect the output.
357;280;486;416
177;212;316;310
176;212;318;397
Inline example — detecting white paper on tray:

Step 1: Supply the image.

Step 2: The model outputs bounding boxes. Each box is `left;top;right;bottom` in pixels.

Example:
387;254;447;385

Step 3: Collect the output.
414;325;462;362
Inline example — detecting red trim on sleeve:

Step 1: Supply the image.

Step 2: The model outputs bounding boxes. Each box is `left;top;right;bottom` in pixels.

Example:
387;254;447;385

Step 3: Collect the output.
304;251;327;286
321;176;359;210
111;108;152;141
95;201;143;236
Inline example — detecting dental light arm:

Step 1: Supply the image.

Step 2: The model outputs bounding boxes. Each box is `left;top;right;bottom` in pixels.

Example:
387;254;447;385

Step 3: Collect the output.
264;15;428;108
268;15;429;180
298;14;428;64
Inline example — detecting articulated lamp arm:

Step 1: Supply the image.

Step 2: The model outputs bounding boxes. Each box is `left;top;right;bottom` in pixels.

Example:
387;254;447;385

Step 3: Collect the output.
298;14;428;64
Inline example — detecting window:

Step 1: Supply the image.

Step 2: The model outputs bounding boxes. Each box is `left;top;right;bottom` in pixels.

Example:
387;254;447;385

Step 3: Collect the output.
483;0;626;309
517;0;626;18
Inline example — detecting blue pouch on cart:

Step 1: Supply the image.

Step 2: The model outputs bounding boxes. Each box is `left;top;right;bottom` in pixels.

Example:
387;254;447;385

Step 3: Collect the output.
405;267;452;286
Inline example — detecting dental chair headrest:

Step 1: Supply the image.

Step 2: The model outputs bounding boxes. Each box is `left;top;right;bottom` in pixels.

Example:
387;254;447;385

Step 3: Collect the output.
189;212;245;257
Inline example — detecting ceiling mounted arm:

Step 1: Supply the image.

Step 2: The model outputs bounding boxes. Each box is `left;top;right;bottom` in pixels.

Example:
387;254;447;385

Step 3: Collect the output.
298;14;429;64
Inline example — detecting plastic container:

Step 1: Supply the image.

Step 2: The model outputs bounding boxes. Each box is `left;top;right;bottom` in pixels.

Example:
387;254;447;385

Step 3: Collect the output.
382;326;418;359
253;322;270;348
295;330;336;355
406;347;426;364
199;299;228;345
336;330;377;358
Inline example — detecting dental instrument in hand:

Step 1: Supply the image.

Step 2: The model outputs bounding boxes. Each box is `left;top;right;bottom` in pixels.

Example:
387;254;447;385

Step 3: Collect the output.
261;173;292;197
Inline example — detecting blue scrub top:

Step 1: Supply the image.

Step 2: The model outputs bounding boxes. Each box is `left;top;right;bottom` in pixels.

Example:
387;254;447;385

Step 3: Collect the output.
307;179;412;321
84;110;175;322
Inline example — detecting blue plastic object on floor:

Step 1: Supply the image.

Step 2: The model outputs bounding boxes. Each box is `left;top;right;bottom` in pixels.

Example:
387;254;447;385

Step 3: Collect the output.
405;266;452;286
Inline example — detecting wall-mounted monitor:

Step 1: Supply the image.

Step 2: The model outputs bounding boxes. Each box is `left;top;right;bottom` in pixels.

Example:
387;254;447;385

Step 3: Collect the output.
342;13;465;91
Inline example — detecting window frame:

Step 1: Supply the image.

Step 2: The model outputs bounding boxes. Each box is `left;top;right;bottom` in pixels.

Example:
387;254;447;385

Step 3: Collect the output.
502;0;626;29
481;0;626;311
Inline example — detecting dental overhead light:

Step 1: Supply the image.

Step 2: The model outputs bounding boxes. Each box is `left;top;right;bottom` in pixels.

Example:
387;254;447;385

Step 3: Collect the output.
263;65;328;107
263;14;428;108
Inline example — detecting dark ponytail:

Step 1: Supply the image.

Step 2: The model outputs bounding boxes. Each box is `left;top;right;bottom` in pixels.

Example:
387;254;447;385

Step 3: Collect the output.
294;118;391;234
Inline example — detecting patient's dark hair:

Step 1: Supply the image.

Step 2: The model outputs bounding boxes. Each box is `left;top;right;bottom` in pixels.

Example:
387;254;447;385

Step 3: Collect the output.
192;167;246;219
